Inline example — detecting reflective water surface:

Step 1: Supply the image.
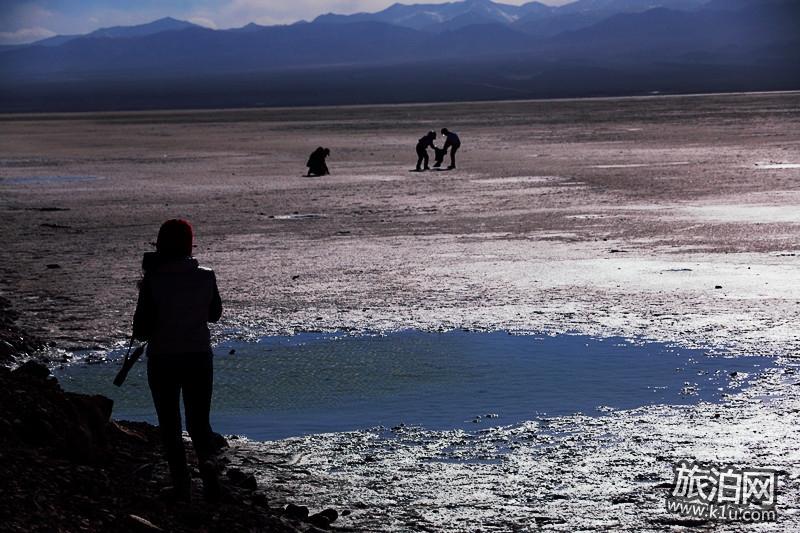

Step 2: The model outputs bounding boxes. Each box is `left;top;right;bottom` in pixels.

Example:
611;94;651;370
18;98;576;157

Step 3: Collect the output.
55;331;772;440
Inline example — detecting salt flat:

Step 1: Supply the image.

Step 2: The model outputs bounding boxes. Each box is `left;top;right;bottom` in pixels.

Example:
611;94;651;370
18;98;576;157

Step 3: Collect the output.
2;92;800;530
1;92;799;353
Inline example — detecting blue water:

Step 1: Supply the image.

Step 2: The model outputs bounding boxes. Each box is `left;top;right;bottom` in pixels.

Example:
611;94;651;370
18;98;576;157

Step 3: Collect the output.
55;331;771;441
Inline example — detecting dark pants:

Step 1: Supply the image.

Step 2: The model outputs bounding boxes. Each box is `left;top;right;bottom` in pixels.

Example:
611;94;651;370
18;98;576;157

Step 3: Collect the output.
147;351;214;485
448;143;460;168
416;144;429;170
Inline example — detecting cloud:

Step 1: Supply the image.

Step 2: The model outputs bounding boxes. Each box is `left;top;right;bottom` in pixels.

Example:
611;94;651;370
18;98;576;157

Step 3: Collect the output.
0;26;55;44
188;16;217;29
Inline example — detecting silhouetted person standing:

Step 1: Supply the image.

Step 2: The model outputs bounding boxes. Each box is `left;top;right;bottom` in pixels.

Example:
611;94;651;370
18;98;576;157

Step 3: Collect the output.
306;147;330;176
415;131;437;171
133;219;223;502
441;128;461;170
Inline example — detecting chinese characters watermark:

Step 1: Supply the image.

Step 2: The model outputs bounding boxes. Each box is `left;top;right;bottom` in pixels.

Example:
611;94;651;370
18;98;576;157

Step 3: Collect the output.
665;460;778;522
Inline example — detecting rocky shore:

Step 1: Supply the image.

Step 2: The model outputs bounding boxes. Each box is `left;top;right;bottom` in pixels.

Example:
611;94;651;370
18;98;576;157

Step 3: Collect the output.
0;296;44;365
0;299;342;532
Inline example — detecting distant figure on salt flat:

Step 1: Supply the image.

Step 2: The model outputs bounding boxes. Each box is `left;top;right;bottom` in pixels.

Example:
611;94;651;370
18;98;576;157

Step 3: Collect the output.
415;130;438;171
306;147;330;176
441;128;461;170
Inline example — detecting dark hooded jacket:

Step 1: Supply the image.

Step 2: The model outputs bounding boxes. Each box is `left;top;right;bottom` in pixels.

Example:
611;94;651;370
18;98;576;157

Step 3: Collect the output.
133;257;222;356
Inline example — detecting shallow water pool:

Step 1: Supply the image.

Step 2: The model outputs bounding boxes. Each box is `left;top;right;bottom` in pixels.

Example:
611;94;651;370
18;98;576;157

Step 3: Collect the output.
55;331;771;441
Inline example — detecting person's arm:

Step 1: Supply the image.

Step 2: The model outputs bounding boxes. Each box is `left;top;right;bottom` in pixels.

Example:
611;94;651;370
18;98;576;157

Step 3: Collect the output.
209;271;222;323
132;275;155;341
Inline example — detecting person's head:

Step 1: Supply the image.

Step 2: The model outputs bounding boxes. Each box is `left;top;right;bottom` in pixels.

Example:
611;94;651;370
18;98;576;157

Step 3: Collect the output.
156;219;193;259
427;130;436;139
323;148;330;156
441;128;449;135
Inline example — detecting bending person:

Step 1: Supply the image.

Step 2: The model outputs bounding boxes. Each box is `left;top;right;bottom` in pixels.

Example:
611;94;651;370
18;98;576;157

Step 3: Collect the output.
415;131;437;171
133;219;223;503
441;128;461;170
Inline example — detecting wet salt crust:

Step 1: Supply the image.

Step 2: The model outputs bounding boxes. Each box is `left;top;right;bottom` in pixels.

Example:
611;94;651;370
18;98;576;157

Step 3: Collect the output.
0;175;102;185
55;331;771;441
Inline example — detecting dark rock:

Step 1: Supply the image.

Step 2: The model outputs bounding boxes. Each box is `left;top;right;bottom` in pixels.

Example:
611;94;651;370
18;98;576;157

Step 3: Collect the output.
0;340;15;358
127;514;163;531
28;207;70;212
308;509;338;529
46;264;61;269
715;285;723;289
226;467;258;490
132;463;155;479
40;223;71;229
285;503;309;520
532;515;566;525
252;491;270;508
633;472;662;482
13;360;50;380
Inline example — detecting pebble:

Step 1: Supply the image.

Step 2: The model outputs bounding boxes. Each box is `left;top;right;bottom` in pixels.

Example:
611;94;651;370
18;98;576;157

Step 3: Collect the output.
308;508;338;528
284;503;309;520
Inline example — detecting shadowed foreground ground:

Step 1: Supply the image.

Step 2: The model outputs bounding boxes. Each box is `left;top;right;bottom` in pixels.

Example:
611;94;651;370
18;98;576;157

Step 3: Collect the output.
0;304;341;532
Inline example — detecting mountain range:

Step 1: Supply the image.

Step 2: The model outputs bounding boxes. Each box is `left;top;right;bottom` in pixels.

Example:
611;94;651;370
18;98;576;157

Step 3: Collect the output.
312;0;708;33
0;0;797;112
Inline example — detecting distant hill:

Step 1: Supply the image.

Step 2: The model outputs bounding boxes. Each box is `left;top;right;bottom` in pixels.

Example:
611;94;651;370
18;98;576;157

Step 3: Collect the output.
544;1;800;63
84;17;199;39
556;0;705;15
31;17;200;48
0;0;798;112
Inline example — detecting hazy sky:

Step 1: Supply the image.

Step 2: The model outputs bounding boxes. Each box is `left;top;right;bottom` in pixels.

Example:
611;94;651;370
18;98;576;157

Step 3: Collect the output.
0;0;573;44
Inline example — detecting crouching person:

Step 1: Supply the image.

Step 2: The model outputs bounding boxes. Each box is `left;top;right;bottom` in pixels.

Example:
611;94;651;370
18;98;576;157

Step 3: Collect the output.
306;147;331;176
133;218;224;503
